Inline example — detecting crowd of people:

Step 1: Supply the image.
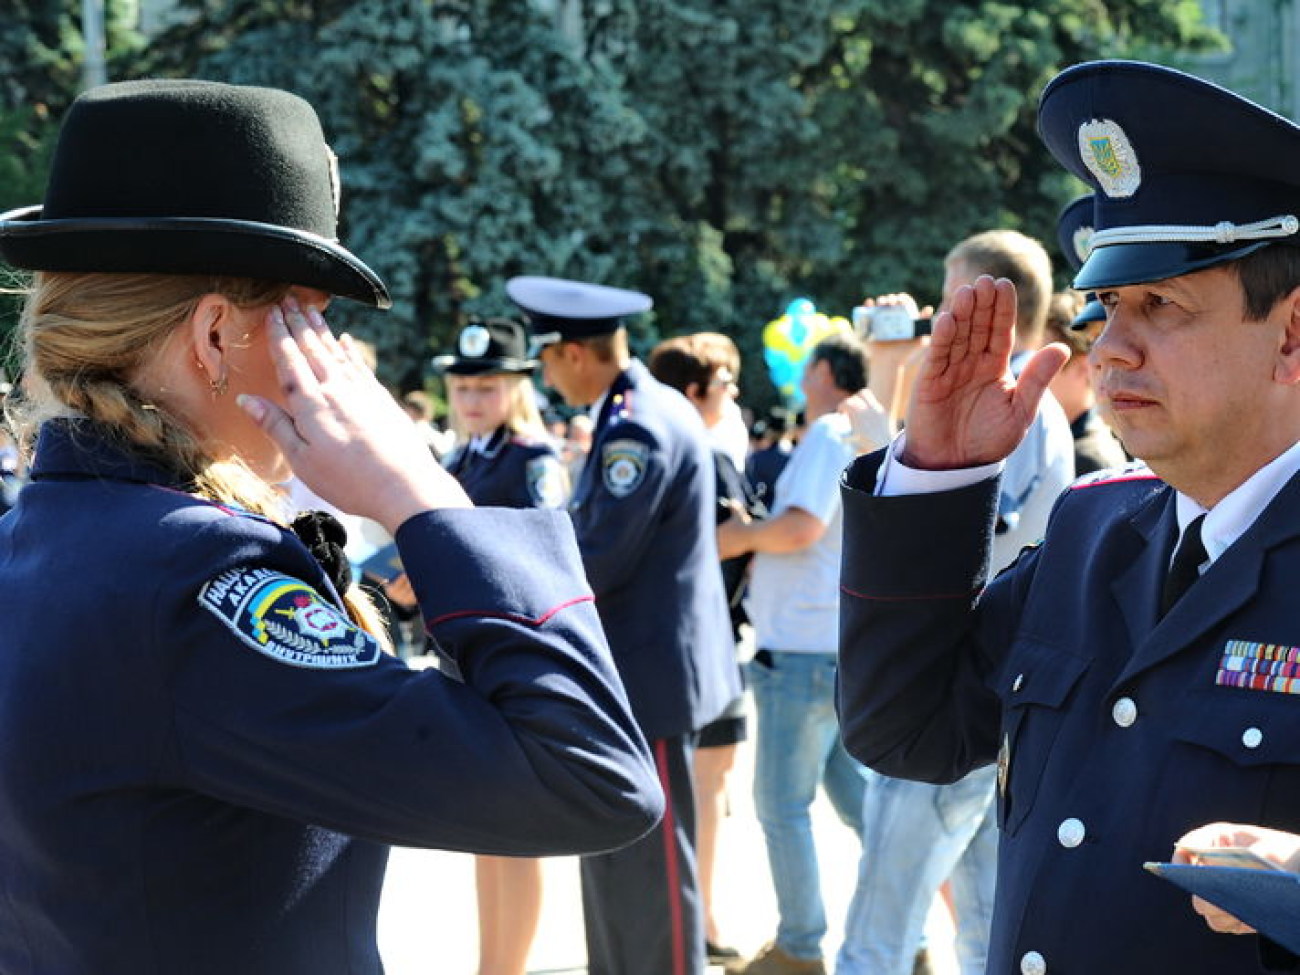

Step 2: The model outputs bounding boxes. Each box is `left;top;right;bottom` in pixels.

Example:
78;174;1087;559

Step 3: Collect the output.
4;54;1300;975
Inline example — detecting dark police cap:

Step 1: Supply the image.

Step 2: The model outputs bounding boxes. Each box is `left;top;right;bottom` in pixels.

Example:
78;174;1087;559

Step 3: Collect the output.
506;275;652;348
432;318;537;375
0;79;389;308
1039;60;1300;292
1055;195;1106;328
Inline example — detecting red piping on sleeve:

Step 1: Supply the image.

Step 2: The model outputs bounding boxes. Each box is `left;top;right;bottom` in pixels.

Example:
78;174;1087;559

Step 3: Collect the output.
426;593;595;630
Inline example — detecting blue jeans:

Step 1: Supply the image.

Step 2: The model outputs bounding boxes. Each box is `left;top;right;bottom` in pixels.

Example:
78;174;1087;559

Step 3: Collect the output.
748;651;869;961
835;765;997;975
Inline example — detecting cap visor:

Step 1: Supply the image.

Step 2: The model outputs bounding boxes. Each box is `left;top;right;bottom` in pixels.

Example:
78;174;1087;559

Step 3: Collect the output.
1074;239;1272;291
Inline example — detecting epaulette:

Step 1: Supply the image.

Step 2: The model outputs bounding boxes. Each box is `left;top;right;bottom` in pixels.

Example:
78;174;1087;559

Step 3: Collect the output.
1069;460;1160;491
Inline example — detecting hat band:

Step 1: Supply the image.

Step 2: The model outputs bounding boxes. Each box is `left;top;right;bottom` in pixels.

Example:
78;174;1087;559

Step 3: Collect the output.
1091;213;1299;248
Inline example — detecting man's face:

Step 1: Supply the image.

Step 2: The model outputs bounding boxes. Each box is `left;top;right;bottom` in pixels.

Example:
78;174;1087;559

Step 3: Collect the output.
539;342;584;407
1091;265;1293;498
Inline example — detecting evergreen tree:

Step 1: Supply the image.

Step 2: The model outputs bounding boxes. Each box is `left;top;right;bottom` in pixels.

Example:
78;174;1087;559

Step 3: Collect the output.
9;0;1220;407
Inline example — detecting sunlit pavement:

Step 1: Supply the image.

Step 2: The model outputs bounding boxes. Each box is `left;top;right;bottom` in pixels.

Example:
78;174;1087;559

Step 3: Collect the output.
377;697;961;975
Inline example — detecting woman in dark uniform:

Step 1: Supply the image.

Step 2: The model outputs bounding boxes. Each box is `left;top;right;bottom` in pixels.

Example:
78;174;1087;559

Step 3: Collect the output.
436;318;568;512
0;79;659;975
434;318;567;975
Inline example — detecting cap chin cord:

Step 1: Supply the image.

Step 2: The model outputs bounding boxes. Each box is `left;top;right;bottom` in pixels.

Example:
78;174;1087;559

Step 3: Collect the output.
1088;213;1300;249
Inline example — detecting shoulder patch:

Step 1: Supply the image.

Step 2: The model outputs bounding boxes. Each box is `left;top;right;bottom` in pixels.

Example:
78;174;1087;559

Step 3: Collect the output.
527;454;568;508
1070;460;1156;490
199;567;380;669
602;438;649;498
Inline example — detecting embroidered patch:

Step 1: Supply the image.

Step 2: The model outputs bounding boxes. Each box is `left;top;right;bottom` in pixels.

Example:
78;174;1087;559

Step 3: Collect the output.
1217;640;1300;694
527;455;567;508
199;567;380;669
1078;119;1141;198
602;438;649;498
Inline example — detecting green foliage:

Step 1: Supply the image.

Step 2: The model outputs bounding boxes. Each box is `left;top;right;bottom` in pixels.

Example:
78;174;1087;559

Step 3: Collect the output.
10;0;1220;408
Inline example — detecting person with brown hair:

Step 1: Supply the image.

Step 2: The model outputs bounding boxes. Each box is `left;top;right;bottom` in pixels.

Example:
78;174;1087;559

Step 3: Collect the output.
0;79;660;974
648;331;762;966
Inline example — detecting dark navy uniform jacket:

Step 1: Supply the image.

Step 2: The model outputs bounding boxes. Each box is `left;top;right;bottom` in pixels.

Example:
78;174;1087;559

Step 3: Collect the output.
839;451;1300;974
0;419;661;974
569;360;739;740
443;425;567;509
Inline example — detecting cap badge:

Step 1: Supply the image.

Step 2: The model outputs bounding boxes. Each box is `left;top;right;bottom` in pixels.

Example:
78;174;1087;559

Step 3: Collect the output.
459;324;492;359
1078;119;1141;198
1071;224;1094;264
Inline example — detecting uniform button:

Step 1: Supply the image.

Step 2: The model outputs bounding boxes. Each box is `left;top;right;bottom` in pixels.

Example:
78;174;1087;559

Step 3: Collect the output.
1243;727;1264;749
1112;696;1137;727
1021;949;1047;975
1057;817;1086;848
1013;673;1025;692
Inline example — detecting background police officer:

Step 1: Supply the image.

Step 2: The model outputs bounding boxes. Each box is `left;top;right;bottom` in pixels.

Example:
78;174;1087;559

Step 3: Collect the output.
510;275;740;975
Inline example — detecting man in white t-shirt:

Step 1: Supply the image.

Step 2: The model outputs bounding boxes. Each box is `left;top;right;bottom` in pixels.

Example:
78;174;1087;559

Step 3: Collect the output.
718;332;876;975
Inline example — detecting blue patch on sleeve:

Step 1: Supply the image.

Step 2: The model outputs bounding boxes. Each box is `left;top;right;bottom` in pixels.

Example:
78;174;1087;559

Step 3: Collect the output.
199;567;380;669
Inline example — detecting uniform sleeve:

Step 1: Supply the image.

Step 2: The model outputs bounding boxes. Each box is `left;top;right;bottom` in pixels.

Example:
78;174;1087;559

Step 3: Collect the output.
837;449;1025;784
569;421;671;595
163;507;663;856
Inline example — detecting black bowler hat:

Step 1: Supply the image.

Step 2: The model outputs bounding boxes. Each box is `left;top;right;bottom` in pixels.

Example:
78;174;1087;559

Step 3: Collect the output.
0;79;389;308
431;318;537;375
1055;195;1106;328
1039;60;1300;291
506;275;652;352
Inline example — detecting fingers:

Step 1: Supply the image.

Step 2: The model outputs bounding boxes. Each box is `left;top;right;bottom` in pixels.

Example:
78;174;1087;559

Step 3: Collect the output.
1192;896;1255;935
1010;342;1070;420
238;393;307;452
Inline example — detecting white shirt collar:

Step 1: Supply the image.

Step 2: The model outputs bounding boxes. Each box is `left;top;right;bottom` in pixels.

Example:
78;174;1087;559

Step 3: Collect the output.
588;389;609;424
1176;439;1300;566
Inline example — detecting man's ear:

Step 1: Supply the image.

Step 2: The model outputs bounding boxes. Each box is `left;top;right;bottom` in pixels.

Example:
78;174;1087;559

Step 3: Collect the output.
1276;286;1300;385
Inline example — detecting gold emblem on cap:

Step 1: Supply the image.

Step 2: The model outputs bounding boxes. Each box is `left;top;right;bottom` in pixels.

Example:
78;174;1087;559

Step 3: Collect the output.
1078;119;1141;199
459;324;491;358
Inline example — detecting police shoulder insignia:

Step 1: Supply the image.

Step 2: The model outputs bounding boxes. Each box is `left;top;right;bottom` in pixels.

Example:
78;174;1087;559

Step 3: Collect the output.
1078;118;1141;198
602;438;649;498
199;567;380;669
527;454;568;508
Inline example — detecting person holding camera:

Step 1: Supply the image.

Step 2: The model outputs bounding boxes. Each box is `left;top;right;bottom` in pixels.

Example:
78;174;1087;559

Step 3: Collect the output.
836;230;1074;975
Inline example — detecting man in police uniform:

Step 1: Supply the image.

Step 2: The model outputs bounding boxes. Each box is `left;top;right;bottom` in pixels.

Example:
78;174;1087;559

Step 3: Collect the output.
508;275;740;975
838;60;1300;973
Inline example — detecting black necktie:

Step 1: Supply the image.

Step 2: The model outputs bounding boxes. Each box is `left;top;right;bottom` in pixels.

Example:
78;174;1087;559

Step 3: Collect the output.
1160;513;1207;617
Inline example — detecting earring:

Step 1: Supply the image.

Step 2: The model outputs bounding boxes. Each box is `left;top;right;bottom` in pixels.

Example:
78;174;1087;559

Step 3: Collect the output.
210;373;229;397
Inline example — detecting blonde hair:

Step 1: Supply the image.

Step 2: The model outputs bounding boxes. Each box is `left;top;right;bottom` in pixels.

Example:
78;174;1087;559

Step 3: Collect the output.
12;271;392;648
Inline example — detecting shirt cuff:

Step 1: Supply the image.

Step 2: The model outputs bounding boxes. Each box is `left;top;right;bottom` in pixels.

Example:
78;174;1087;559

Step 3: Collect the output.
876;433;1005;497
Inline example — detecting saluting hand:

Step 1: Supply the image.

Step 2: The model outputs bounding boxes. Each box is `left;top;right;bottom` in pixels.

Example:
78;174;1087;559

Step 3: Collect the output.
900;275;1068;471
240;295;471;533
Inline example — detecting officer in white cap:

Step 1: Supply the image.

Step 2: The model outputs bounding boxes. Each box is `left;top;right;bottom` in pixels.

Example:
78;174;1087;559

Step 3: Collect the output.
838;60;1300;974
509;275;741;975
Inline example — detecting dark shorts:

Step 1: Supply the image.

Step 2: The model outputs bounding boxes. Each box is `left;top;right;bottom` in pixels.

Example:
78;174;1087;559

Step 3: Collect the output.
697;694;748;748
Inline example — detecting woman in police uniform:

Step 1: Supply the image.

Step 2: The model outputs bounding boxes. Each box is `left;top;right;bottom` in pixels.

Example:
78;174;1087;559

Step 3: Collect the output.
434;319;567;975
436;318;568;512
0;79;659;975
